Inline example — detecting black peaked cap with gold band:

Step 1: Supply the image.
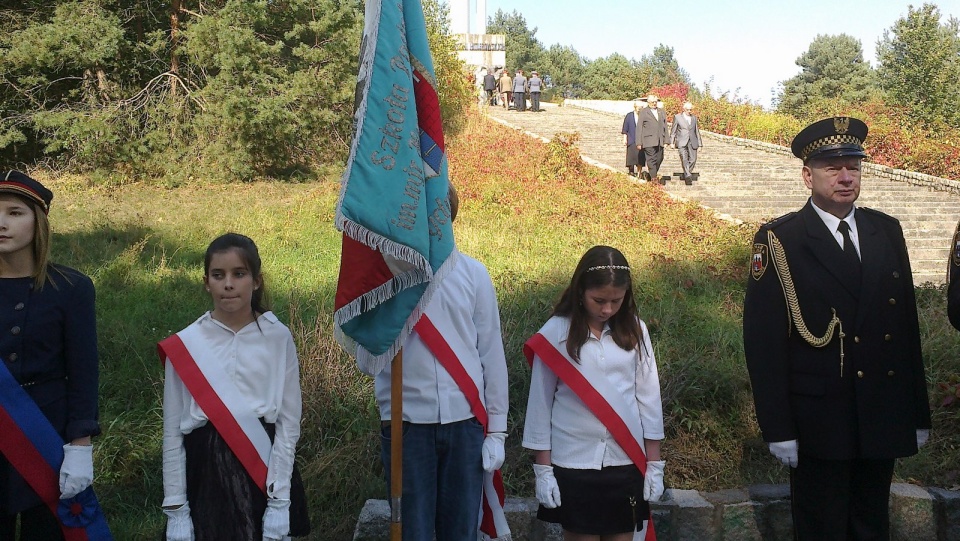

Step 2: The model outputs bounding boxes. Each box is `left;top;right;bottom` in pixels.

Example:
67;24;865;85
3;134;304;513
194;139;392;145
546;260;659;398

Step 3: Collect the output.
0;170;53;214
790;116;868;163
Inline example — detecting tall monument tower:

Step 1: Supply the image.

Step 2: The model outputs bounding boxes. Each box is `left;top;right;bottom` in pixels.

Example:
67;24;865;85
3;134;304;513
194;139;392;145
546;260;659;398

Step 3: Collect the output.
449;0;487;34
450;0;505;73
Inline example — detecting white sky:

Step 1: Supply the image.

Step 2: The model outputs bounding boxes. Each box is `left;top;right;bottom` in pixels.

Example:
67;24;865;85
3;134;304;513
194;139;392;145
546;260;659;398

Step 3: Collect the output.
481;0;960;108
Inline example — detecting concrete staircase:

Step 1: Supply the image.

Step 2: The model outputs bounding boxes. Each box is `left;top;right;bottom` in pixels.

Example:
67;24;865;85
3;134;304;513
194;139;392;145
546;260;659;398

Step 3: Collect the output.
484;102;960;284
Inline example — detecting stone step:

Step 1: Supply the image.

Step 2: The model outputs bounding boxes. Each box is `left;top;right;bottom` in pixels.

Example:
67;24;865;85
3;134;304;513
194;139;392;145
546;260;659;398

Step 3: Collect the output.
353;483;957;541
484;103;960;284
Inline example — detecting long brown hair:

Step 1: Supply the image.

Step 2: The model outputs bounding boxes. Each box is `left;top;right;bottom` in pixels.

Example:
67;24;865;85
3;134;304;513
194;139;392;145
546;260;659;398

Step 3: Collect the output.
31;204;53;290
553;245;643;362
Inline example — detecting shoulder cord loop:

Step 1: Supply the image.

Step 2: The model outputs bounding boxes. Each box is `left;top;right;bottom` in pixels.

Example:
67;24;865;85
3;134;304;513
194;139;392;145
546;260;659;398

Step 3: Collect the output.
767;230;846;376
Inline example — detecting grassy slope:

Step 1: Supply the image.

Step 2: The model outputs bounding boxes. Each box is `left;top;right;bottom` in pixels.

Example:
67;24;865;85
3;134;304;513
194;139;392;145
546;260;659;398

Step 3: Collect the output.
37;111;958;540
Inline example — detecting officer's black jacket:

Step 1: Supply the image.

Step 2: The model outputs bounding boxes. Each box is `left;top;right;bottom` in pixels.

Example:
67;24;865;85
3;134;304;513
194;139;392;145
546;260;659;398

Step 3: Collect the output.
743;201;931;460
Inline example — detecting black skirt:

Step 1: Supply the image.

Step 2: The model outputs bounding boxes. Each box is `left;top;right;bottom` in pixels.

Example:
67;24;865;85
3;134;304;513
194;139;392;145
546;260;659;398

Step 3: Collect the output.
537;464;649;535
184;421;310;540
625;146;645;167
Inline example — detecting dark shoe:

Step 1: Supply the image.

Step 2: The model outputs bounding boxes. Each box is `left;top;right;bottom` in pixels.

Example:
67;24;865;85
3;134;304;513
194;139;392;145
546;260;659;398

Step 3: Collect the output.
641;171;651;181
658;177;666;185
684;176;693;186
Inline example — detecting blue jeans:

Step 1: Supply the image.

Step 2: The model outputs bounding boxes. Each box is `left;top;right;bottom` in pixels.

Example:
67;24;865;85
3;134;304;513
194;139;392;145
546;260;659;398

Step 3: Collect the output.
380;418;485;541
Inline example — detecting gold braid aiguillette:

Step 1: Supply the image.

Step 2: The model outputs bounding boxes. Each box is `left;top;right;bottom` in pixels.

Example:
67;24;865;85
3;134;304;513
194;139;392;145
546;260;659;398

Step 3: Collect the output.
767;230;846;376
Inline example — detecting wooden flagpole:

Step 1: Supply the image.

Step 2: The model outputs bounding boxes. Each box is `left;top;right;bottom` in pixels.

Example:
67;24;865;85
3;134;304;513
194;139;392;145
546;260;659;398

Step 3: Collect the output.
390;349;403;540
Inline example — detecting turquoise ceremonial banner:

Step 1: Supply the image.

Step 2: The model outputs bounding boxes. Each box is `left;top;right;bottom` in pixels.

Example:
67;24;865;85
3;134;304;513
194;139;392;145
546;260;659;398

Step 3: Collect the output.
333;0;457;376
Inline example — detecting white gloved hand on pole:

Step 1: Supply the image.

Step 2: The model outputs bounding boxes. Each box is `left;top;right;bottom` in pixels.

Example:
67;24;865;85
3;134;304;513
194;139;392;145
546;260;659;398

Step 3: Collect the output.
262;498;291;541
768;440;799;468
481;432;507;472
59;444;94;499
643;460;665;502
163;503;194;541
533;464;562;509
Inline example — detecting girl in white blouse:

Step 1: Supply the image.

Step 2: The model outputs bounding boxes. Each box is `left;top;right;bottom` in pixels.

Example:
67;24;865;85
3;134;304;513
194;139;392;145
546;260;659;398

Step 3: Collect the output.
160;233;309;541
523;245;665;541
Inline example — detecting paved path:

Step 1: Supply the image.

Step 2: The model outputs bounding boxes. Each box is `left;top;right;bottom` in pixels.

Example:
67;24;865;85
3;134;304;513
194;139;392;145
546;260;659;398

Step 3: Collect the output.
484;103;960;284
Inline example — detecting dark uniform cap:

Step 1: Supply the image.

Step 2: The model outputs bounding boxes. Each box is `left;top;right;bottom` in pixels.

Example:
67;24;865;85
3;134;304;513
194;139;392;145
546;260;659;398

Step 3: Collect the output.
0;171;53;214
790;117;868;163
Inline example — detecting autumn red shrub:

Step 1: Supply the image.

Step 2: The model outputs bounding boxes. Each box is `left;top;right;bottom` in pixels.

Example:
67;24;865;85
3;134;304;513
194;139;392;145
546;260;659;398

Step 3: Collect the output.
698;94;960;180
649;82;690;116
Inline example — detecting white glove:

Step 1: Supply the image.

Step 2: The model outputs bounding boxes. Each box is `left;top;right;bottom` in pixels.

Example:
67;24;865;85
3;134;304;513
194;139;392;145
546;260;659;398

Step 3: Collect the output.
533;464;562;509
262;498;291;541
59;444;94;499
481;433;507;472
917;429;930;448
643;460;665;502
768;440;798;468
163;503;194;541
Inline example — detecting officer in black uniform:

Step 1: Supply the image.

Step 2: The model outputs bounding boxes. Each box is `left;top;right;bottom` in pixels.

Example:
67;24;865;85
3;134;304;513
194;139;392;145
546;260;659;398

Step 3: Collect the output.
742;118;932;540
947;221;960;330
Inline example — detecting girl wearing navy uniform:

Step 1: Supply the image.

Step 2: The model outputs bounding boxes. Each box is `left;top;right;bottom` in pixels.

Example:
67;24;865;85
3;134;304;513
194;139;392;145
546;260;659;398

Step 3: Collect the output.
0;171;101;541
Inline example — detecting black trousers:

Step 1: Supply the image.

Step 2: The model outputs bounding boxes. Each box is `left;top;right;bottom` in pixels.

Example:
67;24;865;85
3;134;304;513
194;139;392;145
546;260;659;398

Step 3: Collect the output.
790;455;895;541
643;146;664;179
0;505;64;541
513;91;525;111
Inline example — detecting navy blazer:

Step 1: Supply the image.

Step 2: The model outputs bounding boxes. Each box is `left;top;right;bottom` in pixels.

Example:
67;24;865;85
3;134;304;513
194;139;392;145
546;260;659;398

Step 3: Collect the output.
743;202;931;460
621;111;641;147
0;264;100;513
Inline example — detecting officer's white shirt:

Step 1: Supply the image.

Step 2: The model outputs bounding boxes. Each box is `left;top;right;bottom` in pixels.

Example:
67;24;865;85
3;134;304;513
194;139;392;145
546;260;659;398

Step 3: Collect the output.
810;199;861;259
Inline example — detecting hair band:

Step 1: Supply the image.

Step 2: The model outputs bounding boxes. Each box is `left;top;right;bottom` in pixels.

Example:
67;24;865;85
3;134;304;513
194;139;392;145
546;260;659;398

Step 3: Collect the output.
586;265;630;273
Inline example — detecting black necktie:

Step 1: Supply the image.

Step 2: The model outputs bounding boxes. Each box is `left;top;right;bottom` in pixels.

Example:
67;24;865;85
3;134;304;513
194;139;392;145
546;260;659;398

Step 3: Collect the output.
838;221;862;281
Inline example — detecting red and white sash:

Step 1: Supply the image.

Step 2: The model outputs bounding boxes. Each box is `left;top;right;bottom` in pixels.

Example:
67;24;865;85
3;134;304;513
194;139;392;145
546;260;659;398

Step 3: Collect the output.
524;332;657;541
414;315;511;541
157;328;272;494
0;362;113;540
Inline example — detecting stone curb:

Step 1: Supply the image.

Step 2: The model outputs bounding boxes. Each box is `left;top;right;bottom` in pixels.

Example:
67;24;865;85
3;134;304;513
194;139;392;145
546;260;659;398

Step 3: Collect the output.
704;131;960;193
564;99;960;191
353;483;960;540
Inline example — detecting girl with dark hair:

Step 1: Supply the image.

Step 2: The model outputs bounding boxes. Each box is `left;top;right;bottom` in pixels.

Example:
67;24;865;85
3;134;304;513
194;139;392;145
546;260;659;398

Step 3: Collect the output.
522;246;665;541
160;233;309;541
0;171;109;540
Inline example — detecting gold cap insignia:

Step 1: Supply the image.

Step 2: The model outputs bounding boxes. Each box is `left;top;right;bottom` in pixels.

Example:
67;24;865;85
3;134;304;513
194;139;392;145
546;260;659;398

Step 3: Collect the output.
834;117;850;134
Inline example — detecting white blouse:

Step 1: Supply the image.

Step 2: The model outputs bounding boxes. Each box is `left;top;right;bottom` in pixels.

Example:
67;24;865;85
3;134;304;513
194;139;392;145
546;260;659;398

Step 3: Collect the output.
522;316;664;469
374;254;509;432
162;311;302;506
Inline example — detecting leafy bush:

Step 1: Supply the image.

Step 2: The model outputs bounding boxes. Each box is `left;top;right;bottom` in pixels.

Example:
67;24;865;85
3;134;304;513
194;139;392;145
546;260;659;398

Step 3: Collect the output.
698;92;960;178
0;0;473;182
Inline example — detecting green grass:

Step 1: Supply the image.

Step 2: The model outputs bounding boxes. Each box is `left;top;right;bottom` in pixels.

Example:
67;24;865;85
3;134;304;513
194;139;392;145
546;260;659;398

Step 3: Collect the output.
34;110;960;540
